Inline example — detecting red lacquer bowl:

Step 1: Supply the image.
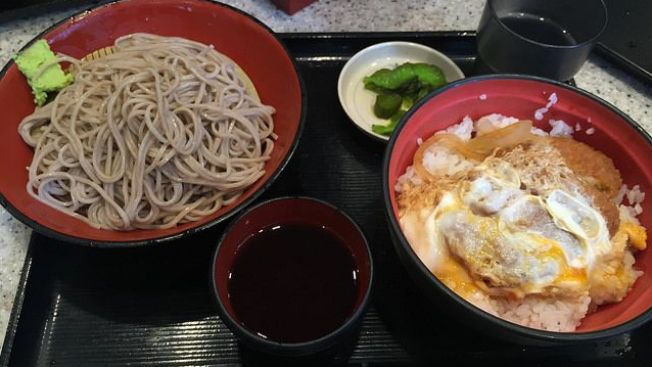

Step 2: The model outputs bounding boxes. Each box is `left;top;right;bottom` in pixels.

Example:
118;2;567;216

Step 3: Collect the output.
211;197;373;355
383;75;652;344
0;0;305;246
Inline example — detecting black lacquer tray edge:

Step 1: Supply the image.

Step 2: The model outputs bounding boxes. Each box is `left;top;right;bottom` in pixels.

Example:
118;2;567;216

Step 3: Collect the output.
1;242;33;367
278;30;477;38
595;43;652;85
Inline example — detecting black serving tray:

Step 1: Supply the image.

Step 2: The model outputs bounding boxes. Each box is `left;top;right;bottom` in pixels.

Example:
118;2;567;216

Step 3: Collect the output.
594;0;652;84
2;32;652;367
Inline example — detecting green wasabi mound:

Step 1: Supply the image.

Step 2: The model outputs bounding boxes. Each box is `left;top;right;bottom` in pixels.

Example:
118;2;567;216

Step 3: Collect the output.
13;40;73;106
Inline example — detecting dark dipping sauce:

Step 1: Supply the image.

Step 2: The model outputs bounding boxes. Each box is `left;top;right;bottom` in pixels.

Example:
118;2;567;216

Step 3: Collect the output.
227;223;358;343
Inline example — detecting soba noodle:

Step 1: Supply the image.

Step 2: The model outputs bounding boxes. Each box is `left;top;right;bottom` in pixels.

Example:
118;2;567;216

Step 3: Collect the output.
18;33;275;230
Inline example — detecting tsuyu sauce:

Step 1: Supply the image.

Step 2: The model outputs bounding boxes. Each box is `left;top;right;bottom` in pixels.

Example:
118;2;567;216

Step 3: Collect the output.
228;223;358;343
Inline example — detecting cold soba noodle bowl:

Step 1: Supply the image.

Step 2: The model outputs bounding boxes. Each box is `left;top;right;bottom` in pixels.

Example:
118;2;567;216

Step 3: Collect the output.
18;34;275;230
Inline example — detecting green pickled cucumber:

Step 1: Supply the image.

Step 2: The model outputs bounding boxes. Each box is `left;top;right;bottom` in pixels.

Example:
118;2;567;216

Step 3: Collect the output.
373;93;402;119
372;109;407;136
363;62;446;93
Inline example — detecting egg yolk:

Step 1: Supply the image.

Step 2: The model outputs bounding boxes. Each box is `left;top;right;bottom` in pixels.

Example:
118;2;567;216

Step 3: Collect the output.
435;258;481;298
620;222;648;251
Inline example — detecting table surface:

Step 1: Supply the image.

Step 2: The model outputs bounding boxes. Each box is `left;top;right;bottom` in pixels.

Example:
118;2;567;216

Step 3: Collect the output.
1;0;651;351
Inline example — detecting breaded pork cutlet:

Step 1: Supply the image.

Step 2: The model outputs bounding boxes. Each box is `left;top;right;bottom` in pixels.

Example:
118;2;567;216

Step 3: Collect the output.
496;137;622;236
549;137;622;235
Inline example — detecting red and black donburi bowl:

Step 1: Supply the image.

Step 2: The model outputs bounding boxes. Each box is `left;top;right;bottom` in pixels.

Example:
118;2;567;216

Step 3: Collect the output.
383;75;652;345
0;0;305;247
211;197;373;356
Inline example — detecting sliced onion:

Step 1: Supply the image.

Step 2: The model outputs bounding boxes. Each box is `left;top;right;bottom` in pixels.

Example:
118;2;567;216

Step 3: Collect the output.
413;133;467;180
466;120;533;157
413;120;534;181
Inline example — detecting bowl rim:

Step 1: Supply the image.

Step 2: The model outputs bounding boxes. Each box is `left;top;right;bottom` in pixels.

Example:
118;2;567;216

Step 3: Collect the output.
210;195;374;354
382;73;652;342
0;0;307;248
337;40;466;143
486;0;609;50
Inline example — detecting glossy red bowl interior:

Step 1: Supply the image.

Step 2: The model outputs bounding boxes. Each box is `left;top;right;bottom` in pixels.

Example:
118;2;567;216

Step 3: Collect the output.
0;0;304;245
212;197;372;349
385;76;652;335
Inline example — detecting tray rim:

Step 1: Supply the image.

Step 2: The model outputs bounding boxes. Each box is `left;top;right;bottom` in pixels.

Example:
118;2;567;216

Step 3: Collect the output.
276;30;477;38
0;242;34;367
595;43;652;85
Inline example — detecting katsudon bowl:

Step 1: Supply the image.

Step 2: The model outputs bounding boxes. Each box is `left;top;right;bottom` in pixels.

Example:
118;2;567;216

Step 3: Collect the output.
382;75;652;345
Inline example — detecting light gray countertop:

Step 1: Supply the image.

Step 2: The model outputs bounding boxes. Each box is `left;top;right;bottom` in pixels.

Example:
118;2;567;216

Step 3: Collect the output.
1;0;651;350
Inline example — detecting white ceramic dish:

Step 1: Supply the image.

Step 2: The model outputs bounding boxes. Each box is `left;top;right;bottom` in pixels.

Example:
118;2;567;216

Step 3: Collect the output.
338;41;465;142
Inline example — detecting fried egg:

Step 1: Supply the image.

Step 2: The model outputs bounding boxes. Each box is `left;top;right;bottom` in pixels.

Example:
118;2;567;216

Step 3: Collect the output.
400;147;644;302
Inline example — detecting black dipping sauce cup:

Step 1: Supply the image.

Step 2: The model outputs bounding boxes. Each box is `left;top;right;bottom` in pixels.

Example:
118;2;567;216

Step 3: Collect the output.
476;0;608;81
211;197;373;357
